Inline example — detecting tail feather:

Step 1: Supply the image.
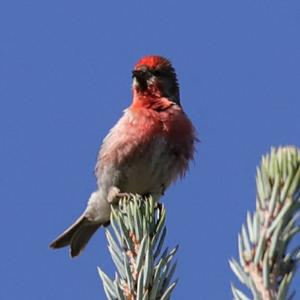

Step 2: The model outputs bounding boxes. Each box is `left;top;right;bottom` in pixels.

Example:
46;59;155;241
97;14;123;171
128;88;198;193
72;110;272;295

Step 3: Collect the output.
49;215;101;257
70;223;100;257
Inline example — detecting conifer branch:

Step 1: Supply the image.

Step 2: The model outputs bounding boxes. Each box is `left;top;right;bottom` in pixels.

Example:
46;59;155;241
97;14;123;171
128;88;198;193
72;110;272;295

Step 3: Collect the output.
230;146;300;300
99;195;178;300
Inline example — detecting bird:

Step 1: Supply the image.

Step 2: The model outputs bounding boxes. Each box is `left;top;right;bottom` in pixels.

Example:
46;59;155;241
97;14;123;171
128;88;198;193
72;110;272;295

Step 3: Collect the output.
50;55;197;257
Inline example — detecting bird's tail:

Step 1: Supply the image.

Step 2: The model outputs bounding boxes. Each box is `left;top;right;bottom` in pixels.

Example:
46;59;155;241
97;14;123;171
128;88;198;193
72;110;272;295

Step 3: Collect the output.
49;215;103;257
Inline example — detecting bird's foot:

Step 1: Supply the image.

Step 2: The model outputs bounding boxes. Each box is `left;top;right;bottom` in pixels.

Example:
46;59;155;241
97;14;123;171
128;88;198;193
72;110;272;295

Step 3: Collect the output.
107;186;131;204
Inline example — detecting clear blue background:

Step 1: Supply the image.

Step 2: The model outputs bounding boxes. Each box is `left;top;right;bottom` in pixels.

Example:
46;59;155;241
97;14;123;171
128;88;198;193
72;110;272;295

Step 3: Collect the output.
1;1;299;299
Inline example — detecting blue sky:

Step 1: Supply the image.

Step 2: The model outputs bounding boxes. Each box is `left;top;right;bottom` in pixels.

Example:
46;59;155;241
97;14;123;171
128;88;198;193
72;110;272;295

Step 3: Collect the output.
1;0;300;299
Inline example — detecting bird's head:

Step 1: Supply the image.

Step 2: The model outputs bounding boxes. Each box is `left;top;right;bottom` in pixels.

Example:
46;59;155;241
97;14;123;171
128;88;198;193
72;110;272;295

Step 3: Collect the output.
132;56;180;105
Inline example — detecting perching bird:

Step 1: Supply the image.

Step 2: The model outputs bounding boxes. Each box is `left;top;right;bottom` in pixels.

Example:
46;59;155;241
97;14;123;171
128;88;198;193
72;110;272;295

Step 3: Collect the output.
50;55;196;257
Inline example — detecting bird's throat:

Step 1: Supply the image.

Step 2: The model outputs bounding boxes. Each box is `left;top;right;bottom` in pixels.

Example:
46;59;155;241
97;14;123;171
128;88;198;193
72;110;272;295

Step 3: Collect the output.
131;93;175;112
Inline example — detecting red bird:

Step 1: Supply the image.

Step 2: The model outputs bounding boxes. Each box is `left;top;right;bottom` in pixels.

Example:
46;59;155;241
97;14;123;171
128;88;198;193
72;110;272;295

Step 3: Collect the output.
50;55;196;257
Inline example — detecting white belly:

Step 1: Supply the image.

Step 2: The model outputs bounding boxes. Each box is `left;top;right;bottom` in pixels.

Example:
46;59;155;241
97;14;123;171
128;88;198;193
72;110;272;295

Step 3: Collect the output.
96;134;182;200
120;137;175;195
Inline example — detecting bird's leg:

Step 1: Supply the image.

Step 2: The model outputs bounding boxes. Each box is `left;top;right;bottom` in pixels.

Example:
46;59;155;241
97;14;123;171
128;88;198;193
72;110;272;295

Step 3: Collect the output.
156;202;163;219
153;185;164;217
161;184;165;196
107;186;131;204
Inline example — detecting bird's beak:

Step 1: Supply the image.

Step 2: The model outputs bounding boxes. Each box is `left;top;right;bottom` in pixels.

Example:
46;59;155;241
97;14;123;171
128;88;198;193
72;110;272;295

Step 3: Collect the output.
132;70;148;91
132;70;144;80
